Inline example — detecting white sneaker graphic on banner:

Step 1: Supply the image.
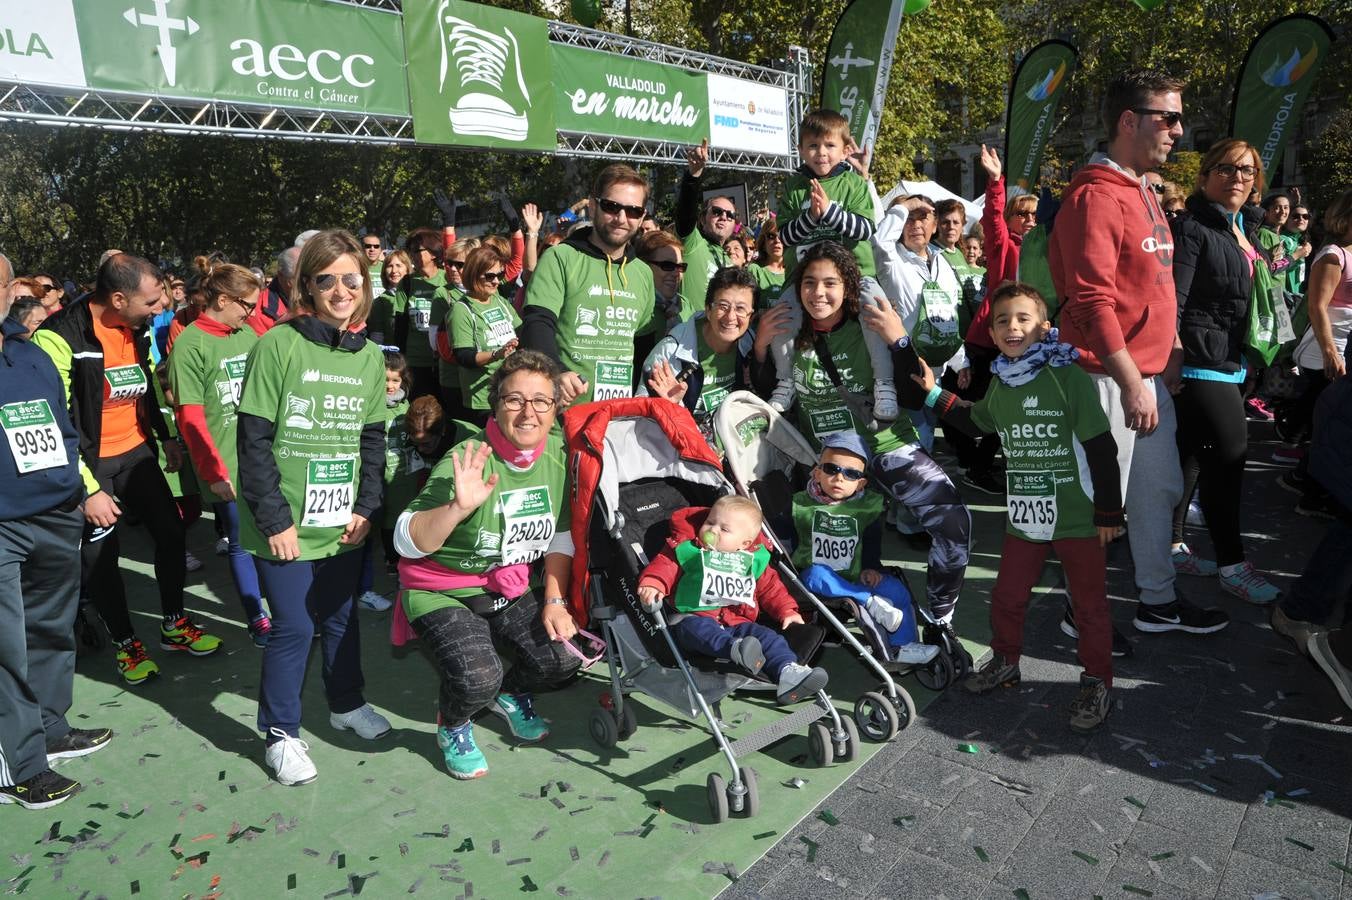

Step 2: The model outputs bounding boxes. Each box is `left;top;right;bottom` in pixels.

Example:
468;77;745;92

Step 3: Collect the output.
437;2;531;141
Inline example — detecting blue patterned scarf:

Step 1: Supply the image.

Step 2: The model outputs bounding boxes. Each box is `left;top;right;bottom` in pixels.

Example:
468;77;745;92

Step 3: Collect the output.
990;327;1079;388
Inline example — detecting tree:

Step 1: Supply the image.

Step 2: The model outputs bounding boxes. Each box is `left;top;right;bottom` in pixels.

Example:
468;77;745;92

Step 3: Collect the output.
1304;108;1352;213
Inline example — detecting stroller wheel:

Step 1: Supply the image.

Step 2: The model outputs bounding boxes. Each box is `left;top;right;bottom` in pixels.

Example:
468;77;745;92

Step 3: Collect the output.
738;767;760;818
588;707;619;748
854;690;901;742
915;648;955;692
617;699;638;741
950;641;974;680
707;772;730;824
834;715;859;763
808;721;833;767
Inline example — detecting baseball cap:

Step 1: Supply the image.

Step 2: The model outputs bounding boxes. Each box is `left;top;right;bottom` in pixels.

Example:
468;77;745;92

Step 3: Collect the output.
819;431;871;466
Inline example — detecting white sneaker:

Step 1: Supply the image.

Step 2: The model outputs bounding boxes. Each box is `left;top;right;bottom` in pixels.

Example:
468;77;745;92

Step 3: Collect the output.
873;379;899;422
214;537;230;556
184;552;203;573
264;728;317;786
330;704;391;740
893;641;939;666
769;379;797;414
865;595;904;632
775;662;828;704
358;590;392;612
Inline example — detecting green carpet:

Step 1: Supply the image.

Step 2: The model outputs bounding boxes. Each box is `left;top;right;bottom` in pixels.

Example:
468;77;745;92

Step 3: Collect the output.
1;506;999;899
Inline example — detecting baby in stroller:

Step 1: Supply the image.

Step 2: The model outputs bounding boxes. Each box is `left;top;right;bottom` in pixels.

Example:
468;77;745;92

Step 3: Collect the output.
789;432;940;667
636;495;831;705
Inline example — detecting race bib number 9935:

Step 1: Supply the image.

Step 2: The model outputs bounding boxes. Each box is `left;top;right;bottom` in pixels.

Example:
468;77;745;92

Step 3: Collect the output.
1;400;68;474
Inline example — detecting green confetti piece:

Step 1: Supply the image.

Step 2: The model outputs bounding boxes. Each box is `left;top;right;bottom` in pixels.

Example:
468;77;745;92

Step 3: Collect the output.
454;838;474;853
957;743;980;754
1124;796;1146;809
1285;837;1315;851
129;882;140;895
1122;886;1153;897
287;873;297;891
1329;860;1352;875
752;831;777;840
817;810;839;826
1149;852;1175;861
1013;889;1031;900
1072;850;1099;866
974;846;990;862
521;875;539;892
798;836;817;862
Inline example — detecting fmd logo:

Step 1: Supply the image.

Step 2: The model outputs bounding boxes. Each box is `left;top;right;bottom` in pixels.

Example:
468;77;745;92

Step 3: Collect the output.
1261;45;1318;87
121;0;200;87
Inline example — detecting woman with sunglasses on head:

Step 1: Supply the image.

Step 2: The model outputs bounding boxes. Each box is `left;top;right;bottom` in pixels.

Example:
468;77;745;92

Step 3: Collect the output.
1167;139;1282;605
448;246;521;428
397;228;451;401
167;258;271;647
431;237;480;420
236;229;393;786
395;350;580;781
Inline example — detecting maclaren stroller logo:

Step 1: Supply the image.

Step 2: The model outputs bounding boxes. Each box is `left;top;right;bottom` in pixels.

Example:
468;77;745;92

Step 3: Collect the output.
436;0;532;142
121;0;200;87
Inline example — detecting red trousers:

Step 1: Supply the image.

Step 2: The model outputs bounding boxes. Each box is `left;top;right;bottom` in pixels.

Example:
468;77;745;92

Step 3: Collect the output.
990;533;1112;685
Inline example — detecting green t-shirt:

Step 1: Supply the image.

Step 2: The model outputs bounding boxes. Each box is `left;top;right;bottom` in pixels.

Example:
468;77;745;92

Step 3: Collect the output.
779;168;877;278
791;320;920;455
522;239;657;404
1280;230;1306;296
671;540;770;613
969;364;1110;542
402;430;570;619
167;322;258;497
449;293;522;410
680;227;728;314
397;271;448;369
939;247;985;335
434;284;468;388
693;327;737;417
382;398;433;528
790;489;883;582
368;290;406;345
748;263;786;311
236;325;387;560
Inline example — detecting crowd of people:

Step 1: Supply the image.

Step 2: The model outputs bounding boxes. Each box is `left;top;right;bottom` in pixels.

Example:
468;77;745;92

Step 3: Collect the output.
3;65;1351;811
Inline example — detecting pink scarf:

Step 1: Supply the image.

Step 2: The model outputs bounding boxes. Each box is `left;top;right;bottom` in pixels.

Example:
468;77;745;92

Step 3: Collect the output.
486;418;546;468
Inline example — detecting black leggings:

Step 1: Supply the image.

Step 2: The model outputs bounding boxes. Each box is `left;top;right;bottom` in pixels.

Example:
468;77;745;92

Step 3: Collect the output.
1172;379;1247;565
81;443;186;643
410;591;580;727
941;345;1000;474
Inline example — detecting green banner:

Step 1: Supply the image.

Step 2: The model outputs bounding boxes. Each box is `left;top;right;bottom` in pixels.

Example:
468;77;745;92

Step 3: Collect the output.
402;0;556;151
819;0;904;150
72;0;409;116
1004;40;1076;193
1230;14;1335;177
554;45;708;145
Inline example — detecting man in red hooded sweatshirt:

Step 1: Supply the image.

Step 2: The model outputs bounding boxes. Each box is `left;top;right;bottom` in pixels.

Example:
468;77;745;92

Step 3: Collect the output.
1051;69;1230;638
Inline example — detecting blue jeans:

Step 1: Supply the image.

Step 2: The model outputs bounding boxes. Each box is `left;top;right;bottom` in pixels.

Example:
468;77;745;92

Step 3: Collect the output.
254;550;366;741
212;502;265;621
801;564;919;645
1282;516;1352;626
670;616;797;677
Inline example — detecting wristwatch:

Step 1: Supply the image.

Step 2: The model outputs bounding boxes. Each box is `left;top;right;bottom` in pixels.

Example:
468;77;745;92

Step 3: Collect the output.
891;335;911;351
544;597;568;607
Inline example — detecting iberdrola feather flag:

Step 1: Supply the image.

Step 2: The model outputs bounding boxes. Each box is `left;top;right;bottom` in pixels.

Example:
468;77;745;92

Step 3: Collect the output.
1003;40;1077;193
1230;13;1335;178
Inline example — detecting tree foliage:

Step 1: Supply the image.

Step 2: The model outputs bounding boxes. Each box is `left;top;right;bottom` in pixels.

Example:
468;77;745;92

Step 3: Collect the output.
1305;108;1352;212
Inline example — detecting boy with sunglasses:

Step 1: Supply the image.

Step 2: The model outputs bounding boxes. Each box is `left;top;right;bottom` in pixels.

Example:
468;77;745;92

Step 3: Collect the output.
790;432;937;664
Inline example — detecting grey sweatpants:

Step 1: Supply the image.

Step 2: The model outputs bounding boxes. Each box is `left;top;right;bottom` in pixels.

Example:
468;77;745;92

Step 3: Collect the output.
0;504;82;786
1090;374;1183;607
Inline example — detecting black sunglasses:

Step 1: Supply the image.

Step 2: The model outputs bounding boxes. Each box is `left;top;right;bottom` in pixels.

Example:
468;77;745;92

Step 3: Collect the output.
1292;213;1311;220
818;462;867;481
1132;107;1184;128
480;271;505;284
708;207;737;220
311;273;363;292
1149;183;1166;194
444;259;465;270
362;242;382;250
595;197;646;219
646;259;689;273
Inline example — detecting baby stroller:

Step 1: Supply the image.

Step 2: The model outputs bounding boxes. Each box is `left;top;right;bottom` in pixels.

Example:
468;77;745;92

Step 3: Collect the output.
714;391;962;732
563;398;862;823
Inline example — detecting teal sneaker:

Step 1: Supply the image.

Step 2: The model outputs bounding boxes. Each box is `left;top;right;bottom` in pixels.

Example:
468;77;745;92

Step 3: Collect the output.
1218;561;1281;605
490;693;550;742
436;724;488;780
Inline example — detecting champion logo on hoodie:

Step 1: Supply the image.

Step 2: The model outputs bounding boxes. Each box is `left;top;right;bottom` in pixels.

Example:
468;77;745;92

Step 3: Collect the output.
1141;224;1174;264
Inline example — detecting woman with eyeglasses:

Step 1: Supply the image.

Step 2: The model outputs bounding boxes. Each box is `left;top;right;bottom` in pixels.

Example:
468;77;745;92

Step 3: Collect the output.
749;222;786;310
640;265;757;442
236;229;393;786
448;246;521;427
166;259;271;647
397;228;452;401
1168;139;1282;605
394;350;580;781
638;229;693;332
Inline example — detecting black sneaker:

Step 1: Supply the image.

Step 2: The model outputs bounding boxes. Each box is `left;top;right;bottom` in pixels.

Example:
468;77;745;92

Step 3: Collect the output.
1059;604;1133;658
1276;471;1309;496
47;727;113;762
1133;598;1229;634
1295;495;1337;520
0;769;80;810
961;469;1004;495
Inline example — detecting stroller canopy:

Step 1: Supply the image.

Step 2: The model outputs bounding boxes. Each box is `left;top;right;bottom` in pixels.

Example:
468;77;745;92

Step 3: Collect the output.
714;390;818;493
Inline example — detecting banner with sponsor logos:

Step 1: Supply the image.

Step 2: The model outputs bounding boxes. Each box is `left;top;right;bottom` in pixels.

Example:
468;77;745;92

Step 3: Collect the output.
0;0;88;88
1004;40;1077;193
553;44;707;146
1230;13;1335;178
819;0;905;151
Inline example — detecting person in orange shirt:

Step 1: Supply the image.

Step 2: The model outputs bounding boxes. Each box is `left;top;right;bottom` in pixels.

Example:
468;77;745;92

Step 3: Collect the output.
33;254;223;686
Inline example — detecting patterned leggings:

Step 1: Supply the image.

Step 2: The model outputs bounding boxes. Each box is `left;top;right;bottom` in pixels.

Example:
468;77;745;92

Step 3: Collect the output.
410;591;580;727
